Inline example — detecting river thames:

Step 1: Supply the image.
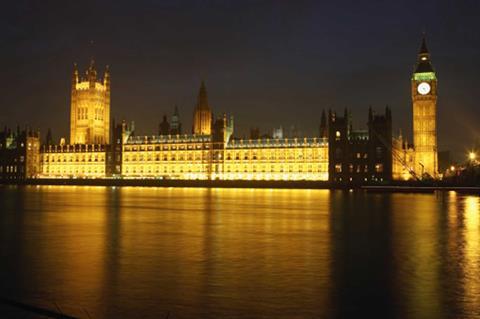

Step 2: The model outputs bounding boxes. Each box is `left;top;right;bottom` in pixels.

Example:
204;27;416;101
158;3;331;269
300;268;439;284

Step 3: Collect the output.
0;186;478;318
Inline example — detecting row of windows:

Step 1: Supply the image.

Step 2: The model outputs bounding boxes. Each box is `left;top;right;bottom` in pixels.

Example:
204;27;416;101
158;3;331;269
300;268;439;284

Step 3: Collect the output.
0;165;18;173
42;155;105;162
223;165;325;173
77;107;88;120
334;176;385;182
122;154;326;162
77;107;105;120
94;108;104;121
334;163;384;173
224;153;325;161
124;144;208;151
334;148;384;160
124;154;207;162
124;166;204;174
123;150;326;161
413;107;435;117
43;168;105;175
123;164;326;174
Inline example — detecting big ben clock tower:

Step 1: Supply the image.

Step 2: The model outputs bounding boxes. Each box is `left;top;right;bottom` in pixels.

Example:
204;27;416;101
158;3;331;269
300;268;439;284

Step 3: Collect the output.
412;36;438;178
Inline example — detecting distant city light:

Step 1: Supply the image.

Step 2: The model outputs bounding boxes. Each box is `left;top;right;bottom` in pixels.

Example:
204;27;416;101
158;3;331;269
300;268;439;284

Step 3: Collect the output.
468;152;476;161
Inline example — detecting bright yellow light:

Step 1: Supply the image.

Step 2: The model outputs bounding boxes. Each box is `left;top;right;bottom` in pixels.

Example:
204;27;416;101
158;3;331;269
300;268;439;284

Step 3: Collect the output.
469;152;476;161
450;165;455;171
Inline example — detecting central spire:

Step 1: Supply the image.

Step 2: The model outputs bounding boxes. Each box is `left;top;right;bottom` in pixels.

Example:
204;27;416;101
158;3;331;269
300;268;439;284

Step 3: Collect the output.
419;34;429;55
414;34;434;73
193;81;212;135
196;81;210;111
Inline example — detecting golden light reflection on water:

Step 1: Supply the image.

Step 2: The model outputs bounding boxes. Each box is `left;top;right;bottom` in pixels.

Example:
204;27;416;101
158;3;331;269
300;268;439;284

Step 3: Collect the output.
463;196;480;316
400;194;441;318
0;186;479;318
5;186;111;315
7;186;332;317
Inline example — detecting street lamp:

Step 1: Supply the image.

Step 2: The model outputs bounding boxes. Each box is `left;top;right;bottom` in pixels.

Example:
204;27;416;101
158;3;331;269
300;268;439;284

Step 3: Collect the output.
468;152;476;161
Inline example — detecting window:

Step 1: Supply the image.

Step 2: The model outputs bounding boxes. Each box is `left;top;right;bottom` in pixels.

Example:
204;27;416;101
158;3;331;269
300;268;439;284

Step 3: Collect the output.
375;163;384;173
335;164;342;173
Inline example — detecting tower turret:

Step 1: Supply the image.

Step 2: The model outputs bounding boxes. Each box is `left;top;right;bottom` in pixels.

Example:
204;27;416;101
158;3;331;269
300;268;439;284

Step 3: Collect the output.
319;109;327;138
103;65;111;143
87;59;97;89
171;105;182;135
159;115;170;135
72;63;79;88
104;65;110;89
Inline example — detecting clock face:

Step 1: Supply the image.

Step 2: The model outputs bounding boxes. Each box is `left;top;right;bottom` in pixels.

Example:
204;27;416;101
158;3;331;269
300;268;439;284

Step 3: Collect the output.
417;82;431;95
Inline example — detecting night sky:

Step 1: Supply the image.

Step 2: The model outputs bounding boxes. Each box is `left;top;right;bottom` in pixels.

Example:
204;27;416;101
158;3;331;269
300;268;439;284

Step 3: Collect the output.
1;0;479;159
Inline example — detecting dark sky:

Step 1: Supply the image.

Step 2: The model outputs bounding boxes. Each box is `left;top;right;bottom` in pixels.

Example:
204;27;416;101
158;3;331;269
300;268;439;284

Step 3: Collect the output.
1;0;479;159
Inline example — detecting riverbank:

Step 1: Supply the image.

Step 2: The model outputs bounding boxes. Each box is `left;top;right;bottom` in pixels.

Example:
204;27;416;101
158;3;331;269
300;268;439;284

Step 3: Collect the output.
0;178;479;193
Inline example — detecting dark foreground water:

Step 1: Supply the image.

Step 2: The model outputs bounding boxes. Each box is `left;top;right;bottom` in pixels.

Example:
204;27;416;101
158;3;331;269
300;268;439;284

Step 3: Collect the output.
0;186;478;318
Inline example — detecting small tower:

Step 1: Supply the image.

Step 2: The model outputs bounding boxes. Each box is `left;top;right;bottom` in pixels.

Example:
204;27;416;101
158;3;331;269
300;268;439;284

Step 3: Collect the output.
192;81;212;135
170;105;182;135
103;65;111;143
69;63;79;143
45;128;53;146
159;115;170;135
319;109;327;138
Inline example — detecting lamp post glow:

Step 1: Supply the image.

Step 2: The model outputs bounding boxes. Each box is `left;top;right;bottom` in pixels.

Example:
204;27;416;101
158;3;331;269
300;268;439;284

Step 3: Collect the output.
468;152;476;161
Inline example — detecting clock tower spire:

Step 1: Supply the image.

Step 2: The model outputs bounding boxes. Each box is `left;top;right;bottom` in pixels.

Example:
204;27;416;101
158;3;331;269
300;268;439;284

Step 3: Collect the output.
411;35;438;178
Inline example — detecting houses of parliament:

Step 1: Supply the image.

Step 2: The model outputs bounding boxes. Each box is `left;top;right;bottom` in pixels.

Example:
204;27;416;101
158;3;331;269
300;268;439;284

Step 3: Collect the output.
0;37;439;183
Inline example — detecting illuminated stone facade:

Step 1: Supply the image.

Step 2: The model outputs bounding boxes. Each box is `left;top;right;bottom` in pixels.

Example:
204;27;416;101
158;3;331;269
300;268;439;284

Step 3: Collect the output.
392;134;416;180
411;37;438;177
9;36;444;183
221;137;328;181
70;60;110;145
122;134;214;179
120;136;328;180
40;144;106;178
119;116;329;181
393;36;438;180
37;111;329;181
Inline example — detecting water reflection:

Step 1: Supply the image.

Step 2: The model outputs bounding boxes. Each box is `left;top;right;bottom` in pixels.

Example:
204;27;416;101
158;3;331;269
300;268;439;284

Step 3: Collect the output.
462;196;480;318
0;186;478;318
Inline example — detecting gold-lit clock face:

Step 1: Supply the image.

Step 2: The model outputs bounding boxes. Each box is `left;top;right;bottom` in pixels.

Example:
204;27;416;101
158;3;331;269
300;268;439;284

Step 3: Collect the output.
417;82;431;95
